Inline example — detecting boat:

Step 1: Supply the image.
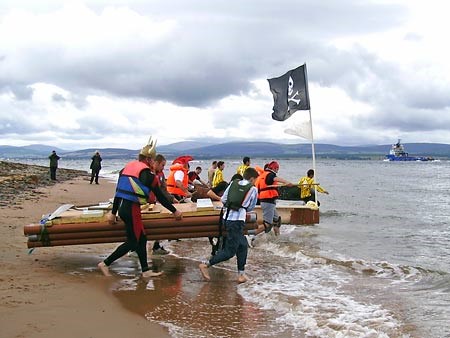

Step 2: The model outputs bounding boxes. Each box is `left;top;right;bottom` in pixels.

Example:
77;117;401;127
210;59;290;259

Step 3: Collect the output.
384;139;434;161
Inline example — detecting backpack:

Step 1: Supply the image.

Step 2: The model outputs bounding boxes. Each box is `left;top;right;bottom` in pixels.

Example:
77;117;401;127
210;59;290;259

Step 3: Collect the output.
225;179;253;211
210;180;252;257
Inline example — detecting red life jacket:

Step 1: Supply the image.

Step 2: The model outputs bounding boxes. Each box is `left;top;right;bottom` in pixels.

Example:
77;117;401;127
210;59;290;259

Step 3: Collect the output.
115;160;152;204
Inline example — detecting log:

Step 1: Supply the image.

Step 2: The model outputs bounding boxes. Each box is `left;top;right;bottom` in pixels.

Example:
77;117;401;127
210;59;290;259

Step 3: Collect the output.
24;215;219;235
26;228;257;248
24;212;257;236
27;225;223;241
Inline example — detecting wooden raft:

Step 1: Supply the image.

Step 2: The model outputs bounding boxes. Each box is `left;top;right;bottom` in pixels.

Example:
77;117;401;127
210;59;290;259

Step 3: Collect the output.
24;199;257;248
255;200;320;225
210;200;319;226
195;184;320;225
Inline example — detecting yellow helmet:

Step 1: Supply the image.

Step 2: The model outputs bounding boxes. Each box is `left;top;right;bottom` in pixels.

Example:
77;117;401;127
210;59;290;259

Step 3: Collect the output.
139;136;157;158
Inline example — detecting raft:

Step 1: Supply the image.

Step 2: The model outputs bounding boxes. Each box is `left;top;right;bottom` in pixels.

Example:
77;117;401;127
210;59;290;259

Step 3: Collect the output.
194;184;319;225
254;200;319;225
24;199;257;249
206;200;318;226
24;192;320;249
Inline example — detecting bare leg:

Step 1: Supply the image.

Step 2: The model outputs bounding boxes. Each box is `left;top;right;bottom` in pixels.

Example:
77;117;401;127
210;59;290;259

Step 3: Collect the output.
98;261;111;276
199;263;210;281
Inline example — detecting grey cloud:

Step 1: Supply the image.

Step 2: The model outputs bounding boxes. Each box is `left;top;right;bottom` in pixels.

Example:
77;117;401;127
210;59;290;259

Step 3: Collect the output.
4;0;448;144
52;93;66;103
0;0;407;108
0;115;38;134
7;84;34;100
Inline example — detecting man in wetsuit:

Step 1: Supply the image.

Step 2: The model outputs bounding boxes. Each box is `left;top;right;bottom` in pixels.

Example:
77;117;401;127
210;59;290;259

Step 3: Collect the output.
98;137;182;278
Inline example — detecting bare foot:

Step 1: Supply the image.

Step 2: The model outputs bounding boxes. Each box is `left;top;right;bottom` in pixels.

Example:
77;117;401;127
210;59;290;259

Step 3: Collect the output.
237;274;249;284
199;263;210;281
98;262;111;276
142;270;164;278
273;226;280;236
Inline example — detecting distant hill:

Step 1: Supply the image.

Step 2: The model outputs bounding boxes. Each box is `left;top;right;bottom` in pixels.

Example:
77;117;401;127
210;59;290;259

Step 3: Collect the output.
0;144;67;159
180;142;450;159
61;148;139;160
158;141;219;152
1;142;450;160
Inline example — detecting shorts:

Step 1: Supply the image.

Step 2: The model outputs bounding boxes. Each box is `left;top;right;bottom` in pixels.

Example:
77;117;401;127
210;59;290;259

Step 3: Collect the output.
260;201;279;225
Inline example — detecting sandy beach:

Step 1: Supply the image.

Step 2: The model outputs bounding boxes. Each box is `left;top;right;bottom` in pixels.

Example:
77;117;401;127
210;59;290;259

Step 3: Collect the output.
1;161;268;338
0;161;170;338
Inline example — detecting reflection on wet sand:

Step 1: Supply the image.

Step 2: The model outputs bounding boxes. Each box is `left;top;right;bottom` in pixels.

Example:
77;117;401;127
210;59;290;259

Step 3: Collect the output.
111;256;295;338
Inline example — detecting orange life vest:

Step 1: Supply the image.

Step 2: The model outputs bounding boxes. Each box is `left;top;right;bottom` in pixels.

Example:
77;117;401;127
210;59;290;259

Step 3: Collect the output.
256;170;279;200
166;163;189;196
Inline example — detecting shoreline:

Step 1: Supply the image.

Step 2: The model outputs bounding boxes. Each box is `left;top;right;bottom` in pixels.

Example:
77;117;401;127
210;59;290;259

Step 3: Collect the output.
0;160;91;207
0;161;170;338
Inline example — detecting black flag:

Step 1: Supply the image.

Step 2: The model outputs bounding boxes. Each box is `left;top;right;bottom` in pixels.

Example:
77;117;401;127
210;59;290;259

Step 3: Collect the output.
268;64;310;121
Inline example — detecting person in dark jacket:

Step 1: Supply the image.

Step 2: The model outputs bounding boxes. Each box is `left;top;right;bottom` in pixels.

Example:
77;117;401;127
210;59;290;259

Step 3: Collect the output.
89;151;102;184
48;150;60;180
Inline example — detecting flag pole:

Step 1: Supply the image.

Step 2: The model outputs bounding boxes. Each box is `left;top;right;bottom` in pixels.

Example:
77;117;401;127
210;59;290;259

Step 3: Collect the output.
303;64;317;204
309;109;317;204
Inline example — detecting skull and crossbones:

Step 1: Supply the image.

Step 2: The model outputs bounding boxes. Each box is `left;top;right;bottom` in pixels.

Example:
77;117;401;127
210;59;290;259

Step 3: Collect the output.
288;75;301;105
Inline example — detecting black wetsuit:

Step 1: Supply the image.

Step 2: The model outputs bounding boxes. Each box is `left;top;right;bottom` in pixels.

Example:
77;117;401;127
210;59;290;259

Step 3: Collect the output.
103;167;176;272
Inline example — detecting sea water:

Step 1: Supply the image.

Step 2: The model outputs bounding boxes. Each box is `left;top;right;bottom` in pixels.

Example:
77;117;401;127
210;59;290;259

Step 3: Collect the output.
14;157;450;337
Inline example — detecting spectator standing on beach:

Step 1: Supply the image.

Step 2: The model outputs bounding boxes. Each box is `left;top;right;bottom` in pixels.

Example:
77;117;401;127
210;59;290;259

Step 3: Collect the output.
89;151;102;184
199;167;259;283
48;150;60;181
207;161;218;187
236;156;251;177
212;161;225;188
98;137;182;278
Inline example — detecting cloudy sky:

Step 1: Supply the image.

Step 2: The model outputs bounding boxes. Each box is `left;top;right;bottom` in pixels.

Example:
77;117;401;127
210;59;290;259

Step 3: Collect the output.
1;0;449;150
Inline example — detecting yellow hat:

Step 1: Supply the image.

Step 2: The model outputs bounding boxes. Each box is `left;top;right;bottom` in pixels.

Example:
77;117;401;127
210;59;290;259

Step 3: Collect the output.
139;136;157;158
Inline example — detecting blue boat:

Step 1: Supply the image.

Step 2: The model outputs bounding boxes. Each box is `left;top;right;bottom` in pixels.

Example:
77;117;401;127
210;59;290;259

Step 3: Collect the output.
384;139;434;161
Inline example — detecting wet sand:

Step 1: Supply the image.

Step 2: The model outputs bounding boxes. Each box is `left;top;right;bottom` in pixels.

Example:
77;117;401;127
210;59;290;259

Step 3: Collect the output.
0;161;170;338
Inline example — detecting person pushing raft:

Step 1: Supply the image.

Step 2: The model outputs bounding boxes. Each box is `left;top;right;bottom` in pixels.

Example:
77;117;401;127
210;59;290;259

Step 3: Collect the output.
298;169;329;206
251;161;294;237
199;167;259;283
98;137;182;278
